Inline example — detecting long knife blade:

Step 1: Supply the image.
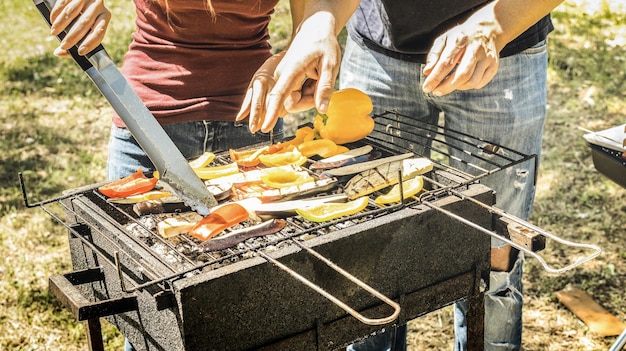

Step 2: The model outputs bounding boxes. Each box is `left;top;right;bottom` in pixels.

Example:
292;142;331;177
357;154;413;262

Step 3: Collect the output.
33;0;217;215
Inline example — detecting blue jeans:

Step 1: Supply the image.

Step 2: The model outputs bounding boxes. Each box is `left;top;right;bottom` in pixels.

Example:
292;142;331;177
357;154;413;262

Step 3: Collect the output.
107;120;283;180
111;119;282;351
341;35;547;350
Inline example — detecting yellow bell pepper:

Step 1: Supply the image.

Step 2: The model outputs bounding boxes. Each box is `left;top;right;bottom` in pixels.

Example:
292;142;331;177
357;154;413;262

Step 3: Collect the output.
313;88;375;145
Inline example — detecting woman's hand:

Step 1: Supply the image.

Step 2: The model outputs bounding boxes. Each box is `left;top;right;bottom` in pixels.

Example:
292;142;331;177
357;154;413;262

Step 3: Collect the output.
50;0;111;57
236;52;289;134
236;11;341;134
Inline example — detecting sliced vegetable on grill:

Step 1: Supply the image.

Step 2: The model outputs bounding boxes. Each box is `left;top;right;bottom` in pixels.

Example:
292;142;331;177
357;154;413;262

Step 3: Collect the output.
99;168;159;198
344;158;433;199
280;126;315;148
229;144;284;167
374;176;425;205
234;177;338;202
157;217;196;238
199;218;287;251
109;190;173;204
260;168;314;188
297;138;339;158
194;162;240;180
259;148;307;167
295;196;369;222
189;203;249;241
188;151;216;169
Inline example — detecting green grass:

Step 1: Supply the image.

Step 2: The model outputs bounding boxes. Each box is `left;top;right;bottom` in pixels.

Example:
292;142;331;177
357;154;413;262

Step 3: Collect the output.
1;1;625;350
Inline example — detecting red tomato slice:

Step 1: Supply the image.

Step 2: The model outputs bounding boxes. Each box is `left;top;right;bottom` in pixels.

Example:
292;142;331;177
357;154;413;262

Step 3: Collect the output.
98;168;158;198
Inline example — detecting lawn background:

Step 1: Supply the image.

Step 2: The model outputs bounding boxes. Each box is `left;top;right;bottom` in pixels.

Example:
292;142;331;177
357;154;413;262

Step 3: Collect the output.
1;0;625;350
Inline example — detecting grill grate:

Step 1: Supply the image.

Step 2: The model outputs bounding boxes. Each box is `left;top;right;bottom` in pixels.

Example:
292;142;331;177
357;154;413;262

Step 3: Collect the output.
20;110;599;292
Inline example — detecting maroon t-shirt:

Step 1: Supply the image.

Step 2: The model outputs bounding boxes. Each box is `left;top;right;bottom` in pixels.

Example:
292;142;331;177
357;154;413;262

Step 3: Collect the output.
114;0;279;127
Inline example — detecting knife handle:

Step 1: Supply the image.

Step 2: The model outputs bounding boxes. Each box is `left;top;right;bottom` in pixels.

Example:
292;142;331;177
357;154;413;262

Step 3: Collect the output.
32;0;105;71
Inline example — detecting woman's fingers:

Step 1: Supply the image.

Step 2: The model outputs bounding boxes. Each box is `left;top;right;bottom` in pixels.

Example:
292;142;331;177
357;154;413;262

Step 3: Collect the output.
50;0;111;56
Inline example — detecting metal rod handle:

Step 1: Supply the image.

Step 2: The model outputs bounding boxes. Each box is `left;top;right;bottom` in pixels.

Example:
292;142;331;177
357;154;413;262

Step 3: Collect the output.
256;243;401;326
423;202;601;274
609;327;626;351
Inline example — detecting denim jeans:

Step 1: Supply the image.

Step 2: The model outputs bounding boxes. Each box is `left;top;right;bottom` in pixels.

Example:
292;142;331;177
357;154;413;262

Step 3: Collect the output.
341;35;547;350
107;120;283;180
110;119;282;351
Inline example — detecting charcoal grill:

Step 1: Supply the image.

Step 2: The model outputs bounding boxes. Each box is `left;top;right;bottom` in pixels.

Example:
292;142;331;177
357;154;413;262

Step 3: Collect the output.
20;111;601;351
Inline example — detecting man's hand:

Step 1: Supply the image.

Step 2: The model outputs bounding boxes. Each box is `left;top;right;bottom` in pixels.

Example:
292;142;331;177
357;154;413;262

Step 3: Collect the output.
50;0;111;57
422;15;501;96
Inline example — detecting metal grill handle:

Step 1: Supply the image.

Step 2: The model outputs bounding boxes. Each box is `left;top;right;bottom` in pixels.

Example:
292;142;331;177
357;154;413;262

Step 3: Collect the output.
423;202;602;274
256;244;401;326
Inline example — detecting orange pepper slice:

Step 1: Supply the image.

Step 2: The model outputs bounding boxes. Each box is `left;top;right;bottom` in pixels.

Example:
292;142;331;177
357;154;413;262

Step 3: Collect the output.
297;139;338;158
98;168;158;198
282;126;315;148
229;145;284;167
189;203;249;241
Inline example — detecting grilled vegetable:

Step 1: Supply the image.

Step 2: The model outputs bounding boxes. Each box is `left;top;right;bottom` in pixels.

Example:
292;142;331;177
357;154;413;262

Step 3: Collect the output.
258;148;307;167
322;153;414;177
193;162;240;180
252;194;348;218
206;165;305;186
310;151;382;171
313;88;375;144
229;144;283;167
344;158;433;199
188;152;216;169
311;145;372;167
260;168;314;189
280;126;315;147
108;190;172;204
157;217;195;238
296;196;369;222
99;168;158;198
374;176;425;204
198;219;287;251
133;200;191;216
296;138;338;158
234;177;338;202
189;203;249;241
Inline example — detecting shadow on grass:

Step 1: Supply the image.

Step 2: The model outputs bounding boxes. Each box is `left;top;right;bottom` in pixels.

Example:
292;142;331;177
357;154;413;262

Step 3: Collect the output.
0;112;92;217
0;52;100;97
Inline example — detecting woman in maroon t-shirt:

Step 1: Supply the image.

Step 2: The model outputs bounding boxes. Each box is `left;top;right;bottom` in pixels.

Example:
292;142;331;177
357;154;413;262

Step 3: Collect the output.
48;1;356;347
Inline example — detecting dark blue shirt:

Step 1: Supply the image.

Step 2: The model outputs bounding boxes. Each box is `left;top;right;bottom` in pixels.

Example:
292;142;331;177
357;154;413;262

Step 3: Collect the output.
347;0;554;63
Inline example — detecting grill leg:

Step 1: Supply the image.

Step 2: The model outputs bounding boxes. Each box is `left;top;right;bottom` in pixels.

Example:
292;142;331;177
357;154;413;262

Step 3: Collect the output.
466;293;485;351
85;318;105;351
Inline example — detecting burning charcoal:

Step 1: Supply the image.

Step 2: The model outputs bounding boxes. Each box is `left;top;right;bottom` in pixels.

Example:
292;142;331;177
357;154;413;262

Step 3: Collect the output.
126;222;153;239
298;233;317;241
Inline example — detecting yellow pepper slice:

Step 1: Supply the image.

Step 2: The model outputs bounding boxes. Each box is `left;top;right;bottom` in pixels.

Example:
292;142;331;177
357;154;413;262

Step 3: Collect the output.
297;138;338;158
260;169;313;188
374;176;424;205
188;151;216;169
259;148;308;167
295;196;369;222
194;162;240;180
